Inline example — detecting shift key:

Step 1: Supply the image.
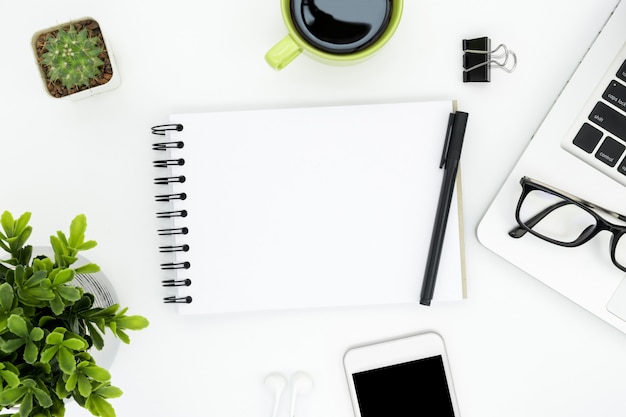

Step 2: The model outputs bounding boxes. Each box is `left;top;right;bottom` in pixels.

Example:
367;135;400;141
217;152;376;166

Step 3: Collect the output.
588;101;626;141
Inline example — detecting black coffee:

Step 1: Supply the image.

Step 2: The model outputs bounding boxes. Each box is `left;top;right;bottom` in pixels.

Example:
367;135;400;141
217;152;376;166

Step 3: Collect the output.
290;0;393;55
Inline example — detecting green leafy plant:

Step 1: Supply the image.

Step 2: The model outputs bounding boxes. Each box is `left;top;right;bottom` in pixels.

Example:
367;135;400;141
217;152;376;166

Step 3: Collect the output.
40;25;104;90
0;211;149;417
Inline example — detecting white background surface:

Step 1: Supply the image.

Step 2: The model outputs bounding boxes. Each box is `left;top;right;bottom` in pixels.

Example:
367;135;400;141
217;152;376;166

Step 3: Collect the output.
1;0;626;416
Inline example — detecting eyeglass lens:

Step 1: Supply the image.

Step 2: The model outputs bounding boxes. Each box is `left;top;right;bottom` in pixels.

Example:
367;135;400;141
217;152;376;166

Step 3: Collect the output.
519;189;596;243
519;187;626;269
614;233;626;267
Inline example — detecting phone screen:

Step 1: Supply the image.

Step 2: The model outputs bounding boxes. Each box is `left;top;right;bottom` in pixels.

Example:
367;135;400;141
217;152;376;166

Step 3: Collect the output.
351;355;455;416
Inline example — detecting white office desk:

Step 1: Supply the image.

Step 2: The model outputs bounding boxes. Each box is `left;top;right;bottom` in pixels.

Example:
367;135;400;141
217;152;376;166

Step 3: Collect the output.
2;0;626;416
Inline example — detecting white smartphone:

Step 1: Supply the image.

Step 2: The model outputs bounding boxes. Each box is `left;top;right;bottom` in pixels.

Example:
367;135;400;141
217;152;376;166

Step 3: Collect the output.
343;332;461;417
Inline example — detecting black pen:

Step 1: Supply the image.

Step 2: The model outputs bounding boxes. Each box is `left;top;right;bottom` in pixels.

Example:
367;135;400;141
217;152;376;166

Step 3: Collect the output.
420;111;469;306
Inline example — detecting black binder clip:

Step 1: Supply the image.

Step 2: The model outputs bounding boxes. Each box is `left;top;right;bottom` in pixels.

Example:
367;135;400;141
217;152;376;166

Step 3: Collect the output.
462;37;517;82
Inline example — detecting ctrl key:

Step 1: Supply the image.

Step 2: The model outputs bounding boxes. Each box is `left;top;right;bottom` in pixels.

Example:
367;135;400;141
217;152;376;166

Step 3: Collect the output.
573;122;603;153
595;136;625;167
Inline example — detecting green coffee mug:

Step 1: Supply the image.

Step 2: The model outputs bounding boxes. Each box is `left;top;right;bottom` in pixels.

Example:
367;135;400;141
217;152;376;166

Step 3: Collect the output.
265;0;403;70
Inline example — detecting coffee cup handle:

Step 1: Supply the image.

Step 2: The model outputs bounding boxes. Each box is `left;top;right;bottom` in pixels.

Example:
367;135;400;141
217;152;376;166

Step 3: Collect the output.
265;35;302;70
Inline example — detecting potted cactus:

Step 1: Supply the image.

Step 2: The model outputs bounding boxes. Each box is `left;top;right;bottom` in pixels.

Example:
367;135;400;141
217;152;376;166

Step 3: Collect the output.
32;18;120;99
0;211;148;417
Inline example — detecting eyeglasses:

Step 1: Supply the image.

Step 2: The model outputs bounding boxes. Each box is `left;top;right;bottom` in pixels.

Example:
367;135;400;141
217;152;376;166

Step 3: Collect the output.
509;176;626;272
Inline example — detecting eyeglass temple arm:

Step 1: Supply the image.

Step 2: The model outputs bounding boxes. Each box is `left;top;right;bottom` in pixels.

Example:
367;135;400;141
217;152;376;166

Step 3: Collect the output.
508;200;571;238
528;177;626;222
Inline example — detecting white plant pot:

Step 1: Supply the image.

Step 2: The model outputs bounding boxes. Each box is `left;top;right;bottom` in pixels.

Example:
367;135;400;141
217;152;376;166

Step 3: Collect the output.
31;17;121;101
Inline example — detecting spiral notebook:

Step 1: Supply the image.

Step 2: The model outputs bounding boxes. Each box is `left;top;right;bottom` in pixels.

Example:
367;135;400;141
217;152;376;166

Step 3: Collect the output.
151;101;467;315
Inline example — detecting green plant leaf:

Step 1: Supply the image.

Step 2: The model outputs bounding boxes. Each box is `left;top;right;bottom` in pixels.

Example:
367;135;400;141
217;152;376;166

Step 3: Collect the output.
24;286;55;302
77;240;97;251
14;213;31;237
73;294;95;312
57;346;76;374
62;338;87;351
62;256;78;266
7;315;29;339
19;391;33;417
74;263;100;274
77;373;92;397
56;286;81;302
56;231;69;250
40;345;58;364
0;282;15;311
0;368;20;388
1;211;15;238
85;393;115;417
16;246;32;267
12;266;24;286
85;322;104;350
0;239;10;253
69;215;87;249
95;385;122;399
50;234;67;268
65;371;78;392
50;294;65;316
116;315;150;331
45;329;65;345
115;329;130;344
30;327;44;341
13;227;32;251
56;378;70;400
53;269;75;286
23;341;38;364
24;270;48;288
33;257;54;273
31;385;53;408
37;315;56;327
82;304;118;319
82;365;110;382
0;385;27;406
1;338;26;353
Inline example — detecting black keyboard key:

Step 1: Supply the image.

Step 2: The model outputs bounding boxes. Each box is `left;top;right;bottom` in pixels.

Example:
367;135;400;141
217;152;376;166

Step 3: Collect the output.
618;158;626;176
603;80;626;112
618;59;626;83
588;101;626;141
595;136;625;167
573;123;603;152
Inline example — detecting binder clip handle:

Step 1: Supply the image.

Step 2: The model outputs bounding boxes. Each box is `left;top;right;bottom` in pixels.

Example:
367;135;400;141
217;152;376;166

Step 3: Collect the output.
462;37;517;82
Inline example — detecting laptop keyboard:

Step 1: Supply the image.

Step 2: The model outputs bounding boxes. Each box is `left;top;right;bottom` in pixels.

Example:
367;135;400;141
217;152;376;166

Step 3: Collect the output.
562;45;626;185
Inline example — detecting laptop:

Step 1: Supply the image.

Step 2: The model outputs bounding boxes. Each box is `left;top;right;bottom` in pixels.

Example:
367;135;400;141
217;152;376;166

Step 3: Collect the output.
477;0;626;334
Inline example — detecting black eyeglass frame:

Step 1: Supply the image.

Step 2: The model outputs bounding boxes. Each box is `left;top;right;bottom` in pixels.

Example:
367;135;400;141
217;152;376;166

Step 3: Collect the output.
509;176;626;273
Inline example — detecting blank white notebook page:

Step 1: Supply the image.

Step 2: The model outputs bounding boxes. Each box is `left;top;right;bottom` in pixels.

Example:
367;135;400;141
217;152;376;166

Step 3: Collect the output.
157;101;465;314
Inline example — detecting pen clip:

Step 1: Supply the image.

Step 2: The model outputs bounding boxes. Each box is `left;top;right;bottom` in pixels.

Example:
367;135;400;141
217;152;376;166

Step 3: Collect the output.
440;113;456;169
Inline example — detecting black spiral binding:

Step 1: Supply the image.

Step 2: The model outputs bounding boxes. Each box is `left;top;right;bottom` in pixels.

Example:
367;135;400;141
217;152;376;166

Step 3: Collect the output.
162;279;192;287
154;176;186;185
159;244;190;253
152;124;184;135
164;296;193;304
153;158;185;168
152;141;184;151
161;261;191;270
152;123;192;305
155;193;187;202
156;210;188;219
158;227;188;236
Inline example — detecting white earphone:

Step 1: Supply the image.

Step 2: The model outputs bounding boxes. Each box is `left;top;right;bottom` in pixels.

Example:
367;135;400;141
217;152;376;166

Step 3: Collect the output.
289;371;313;417
264;371;313;417
264;372;287;417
